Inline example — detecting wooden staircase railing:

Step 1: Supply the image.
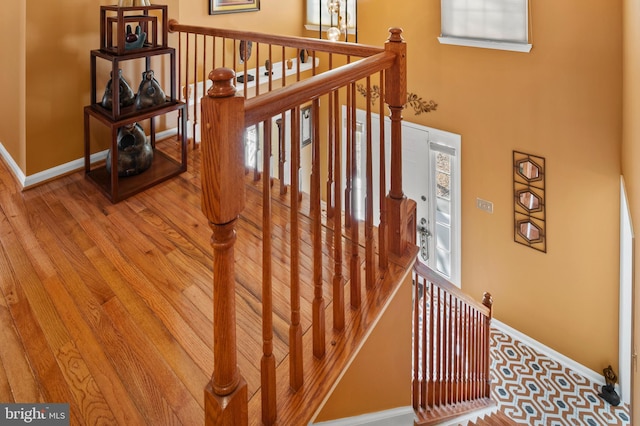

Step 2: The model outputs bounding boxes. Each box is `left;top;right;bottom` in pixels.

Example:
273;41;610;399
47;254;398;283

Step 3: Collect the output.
168;22;416;425
412;262;494;425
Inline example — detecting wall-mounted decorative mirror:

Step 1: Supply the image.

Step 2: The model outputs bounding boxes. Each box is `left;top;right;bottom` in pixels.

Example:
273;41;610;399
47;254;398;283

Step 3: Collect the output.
513;151;546;252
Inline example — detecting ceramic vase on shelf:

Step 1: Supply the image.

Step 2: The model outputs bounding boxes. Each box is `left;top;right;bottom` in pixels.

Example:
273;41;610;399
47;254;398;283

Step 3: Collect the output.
101;69;135;110
106;123;153;177
134;70;167;109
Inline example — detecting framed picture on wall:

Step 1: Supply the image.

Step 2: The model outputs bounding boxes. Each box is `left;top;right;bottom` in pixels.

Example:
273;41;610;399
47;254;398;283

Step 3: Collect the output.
301;105;312;148
210;0;260;15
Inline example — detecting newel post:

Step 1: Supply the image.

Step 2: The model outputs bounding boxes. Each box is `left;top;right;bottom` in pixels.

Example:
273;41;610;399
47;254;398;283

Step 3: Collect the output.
201;67;248;426
385;28;416;256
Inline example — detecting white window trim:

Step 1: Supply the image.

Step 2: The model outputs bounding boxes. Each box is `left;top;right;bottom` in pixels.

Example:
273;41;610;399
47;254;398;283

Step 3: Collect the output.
438;36;532;53
304;24;356;36
439;0;532;53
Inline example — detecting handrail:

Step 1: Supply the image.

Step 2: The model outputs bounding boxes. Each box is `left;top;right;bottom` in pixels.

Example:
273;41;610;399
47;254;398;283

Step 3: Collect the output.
412;262;494;423
244;51;396;126
191;23;412;425
168;20;385;57
413;261;491;318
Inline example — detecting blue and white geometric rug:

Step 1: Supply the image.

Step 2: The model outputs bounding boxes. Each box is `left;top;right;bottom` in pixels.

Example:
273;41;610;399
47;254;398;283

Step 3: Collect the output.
490;329;631;425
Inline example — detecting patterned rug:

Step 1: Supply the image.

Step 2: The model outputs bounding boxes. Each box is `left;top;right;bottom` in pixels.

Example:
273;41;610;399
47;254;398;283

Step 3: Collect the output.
490;329;631;425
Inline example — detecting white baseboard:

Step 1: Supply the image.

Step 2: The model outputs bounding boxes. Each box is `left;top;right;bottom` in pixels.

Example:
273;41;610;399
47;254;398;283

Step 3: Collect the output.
492;319;609;389
1;126;179;190
311;407;415;426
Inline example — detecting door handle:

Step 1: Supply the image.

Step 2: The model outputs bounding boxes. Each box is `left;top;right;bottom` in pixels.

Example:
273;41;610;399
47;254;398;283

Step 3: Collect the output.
418;218;431;261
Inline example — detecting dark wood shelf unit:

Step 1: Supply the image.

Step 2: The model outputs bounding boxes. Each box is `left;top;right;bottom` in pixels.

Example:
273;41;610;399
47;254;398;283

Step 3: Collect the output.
85;5;185;203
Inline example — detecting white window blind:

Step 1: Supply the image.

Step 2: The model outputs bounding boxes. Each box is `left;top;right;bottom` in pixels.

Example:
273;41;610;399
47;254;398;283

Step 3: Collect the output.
440;0;531;52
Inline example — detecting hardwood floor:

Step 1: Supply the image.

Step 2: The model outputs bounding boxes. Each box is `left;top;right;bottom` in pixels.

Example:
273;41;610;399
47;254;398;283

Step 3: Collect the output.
0;138;414;425
0;138;214;424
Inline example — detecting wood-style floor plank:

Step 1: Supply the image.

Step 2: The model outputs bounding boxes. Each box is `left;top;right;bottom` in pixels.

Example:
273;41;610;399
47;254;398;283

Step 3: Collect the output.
0;353;14;403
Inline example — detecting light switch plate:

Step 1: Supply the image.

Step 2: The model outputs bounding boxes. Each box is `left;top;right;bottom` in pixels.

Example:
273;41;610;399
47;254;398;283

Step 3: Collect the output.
477;198;493;213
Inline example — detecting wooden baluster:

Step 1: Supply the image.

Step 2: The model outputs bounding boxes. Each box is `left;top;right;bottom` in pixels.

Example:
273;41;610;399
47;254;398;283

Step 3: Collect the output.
451;295;456;404
281;45;286;88
460;303;466;402
447;293;456;404
326;54;335;219
445;292;452;404
255;42;261;97
443;290;448;406
345;82;353;230
456;298;462;403
222;37;227;68
312;50;317;75
203;36;207;97
384;28;410;256
421;278;429;410
472;306;477;401
185;33;191;146
478;309;483;399
378;71;388;269
435;286;442;406
346;57;354;223
471;309;480;399
311;98;325;359
482;292;493;399
460;302;469;401
213;35;217;72
193;34;198;149
289;106;303;390
427;280;435;407
467;307;473;402
268;44;273;92
479;309;484;399
412;271;420;410
201;68;247;426
476;308;483;400
349;84;361;309
442;292;448;405
261;119;276;425
253;43;262;182
365;77;375;290
332;89;345;331
173;25;184;144
276;115;287;195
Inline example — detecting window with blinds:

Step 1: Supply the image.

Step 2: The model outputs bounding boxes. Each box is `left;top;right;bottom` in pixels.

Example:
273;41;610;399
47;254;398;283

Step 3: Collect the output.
439;0;532;52
305;0;357;35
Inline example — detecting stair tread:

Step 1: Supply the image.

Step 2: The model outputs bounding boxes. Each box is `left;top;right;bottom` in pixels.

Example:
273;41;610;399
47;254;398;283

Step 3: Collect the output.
473;409;519;426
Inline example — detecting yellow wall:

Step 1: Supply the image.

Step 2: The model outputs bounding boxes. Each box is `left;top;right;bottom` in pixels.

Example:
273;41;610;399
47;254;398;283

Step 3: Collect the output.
622;0;640;416
359;0;622;373
0;1;26;171
179;0;302;34
313;269;413;422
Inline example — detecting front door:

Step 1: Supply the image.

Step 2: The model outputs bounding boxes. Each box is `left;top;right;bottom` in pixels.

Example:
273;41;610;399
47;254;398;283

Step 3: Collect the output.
403;122;461;286
345;109;462;286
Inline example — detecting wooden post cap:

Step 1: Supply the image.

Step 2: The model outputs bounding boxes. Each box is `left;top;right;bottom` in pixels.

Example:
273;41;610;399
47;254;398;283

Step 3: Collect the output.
388;27;404;42
167;19;178;33
482;292;493;308
208;68;237;98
